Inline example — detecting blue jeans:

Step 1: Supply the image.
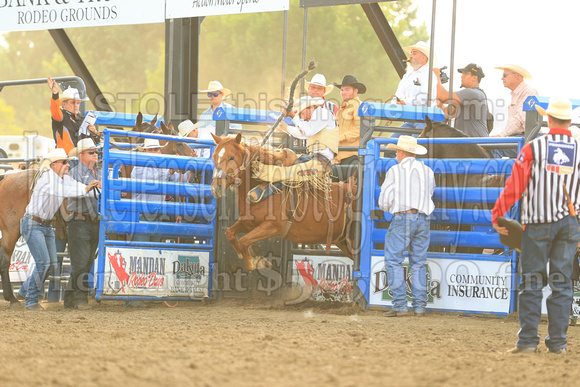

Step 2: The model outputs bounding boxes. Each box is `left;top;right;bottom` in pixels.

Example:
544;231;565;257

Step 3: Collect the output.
384;212;430;313
517;216;580;351
20;216;57;308
390;122;425;138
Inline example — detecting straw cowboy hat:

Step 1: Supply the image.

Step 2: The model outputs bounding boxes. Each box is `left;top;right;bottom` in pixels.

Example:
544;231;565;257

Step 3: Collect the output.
38;148;69;169
294;96;325;114
135;138;163;151
535;96;573;120
199;81;231;97
60;87;89;102
69;138;101;158
178;119;203;137
403;41;433;62
494;64;532;80
386;135;427;155
333;75;367;94
305;74;334;96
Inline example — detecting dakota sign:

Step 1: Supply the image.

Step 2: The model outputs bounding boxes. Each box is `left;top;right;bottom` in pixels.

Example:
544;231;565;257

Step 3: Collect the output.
0;0;165;32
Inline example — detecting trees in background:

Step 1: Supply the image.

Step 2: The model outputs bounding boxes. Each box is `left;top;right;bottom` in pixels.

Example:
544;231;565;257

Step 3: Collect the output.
0;0;426;138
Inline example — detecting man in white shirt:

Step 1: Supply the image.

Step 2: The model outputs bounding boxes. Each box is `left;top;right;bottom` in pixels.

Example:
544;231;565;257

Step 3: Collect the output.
392;41;438;134
378;136;435;317
19;148;100;311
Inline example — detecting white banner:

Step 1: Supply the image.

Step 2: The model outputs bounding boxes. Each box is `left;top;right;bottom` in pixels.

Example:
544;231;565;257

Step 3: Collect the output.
166;0;289;18
101;247;210;299
0;0;165;32
8;236;35;283
368;255;513;315
290;255;353;304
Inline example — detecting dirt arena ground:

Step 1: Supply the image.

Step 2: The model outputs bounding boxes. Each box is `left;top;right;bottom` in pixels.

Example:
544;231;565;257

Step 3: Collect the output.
1;298;579;387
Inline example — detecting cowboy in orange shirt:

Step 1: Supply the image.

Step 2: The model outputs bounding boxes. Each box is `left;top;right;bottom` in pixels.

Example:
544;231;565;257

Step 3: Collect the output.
47;77;97;155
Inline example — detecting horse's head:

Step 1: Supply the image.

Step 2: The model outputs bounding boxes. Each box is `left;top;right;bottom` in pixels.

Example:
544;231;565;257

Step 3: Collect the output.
132;112;161;144
157;122;195;157
210;133;249;198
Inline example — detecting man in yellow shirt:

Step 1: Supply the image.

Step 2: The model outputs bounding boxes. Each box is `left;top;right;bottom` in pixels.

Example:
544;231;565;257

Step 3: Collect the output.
333;75;366;167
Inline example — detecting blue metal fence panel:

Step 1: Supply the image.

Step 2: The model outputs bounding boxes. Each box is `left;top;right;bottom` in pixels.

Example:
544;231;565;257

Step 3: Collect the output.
359;136;525;315
358;102;446;122
96;129;216;302
213;106;295;125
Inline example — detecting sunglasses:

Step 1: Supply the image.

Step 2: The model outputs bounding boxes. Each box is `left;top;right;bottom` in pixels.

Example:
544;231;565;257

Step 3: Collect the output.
55;160;69;165
207;92;221;98
86;151;97;155
502;72;516;78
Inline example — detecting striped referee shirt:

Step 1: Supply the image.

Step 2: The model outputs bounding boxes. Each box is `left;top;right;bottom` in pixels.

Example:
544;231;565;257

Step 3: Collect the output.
492;128;580;224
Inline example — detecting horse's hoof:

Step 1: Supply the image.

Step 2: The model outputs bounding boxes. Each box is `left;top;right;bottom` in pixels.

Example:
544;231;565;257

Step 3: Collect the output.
254;256;272;270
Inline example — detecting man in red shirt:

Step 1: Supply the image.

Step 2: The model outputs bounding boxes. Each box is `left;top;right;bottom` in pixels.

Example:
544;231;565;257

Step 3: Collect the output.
492;96;580;355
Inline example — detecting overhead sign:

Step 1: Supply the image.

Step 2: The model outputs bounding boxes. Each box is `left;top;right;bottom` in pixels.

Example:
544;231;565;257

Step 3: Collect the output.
166;0;289;18
300;0;396;7
0;0;165;32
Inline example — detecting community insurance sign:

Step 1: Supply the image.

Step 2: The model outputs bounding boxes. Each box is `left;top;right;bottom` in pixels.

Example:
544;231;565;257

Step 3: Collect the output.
166;0;289;18
0;0;165;32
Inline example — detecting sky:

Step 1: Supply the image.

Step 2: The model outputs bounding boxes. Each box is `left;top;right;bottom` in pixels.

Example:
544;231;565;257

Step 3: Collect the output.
414;0;579;133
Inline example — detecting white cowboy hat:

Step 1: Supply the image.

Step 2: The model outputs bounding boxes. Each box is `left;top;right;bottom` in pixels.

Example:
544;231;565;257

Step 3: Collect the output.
403;41;432;62
494;64;532;80
535;96;572;120
199;81;232;97
69;138;101;158
178;119;203;137
60;87;89;102
135;138;163;151
294;96;325;114
305;74;334;96
38;148;69;169
386;135;427;155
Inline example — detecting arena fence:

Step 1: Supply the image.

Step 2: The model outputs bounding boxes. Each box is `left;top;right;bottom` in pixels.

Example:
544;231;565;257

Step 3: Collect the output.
356;137;524;316
96;129;216;301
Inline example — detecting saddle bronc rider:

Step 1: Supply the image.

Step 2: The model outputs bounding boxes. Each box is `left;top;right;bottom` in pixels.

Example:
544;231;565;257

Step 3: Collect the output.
247;96;338;203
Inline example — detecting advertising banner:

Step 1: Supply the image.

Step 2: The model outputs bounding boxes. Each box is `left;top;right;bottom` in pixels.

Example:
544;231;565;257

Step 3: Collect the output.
102;247;210;299
8;236;35;283
166;0;289;19
368;255;513;314
0;0;165;32
291;255;354;303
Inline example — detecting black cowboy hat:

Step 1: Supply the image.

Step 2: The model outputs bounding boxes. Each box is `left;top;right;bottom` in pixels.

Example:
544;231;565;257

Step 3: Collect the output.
497;217;523;252
333;75;367;94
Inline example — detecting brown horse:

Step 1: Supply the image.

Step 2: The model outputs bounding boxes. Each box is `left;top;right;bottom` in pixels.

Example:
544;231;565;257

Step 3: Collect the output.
0;169;35;304
210;133;357;271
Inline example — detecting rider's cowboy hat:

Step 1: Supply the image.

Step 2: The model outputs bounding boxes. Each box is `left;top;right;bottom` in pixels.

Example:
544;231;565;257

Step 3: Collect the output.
178;119;203;137
135;138;163;151
494;64;532;80
294;96;325;114
38;148;69;169
333;75;367;94
535;96;573;120
199;81;231;97
386;135;427;155
60;87;89;102
305;74;334;96
69;138;101;158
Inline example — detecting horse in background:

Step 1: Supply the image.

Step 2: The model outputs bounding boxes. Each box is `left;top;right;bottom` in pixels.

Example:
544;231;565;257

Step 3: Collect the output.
0;169;35;304
211;133;356;271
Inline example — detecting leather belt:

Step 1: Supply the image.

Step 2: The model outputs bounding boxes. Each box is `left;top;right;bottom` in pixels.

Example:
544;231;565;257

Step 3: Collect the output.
25;214;52;227
394;209;419;215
